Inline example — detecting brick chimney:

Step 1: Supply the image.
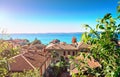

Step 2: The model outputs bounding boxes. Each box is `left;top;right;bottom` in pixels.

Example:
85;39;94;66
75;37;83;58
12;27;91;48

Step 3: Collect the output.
72;37;77;44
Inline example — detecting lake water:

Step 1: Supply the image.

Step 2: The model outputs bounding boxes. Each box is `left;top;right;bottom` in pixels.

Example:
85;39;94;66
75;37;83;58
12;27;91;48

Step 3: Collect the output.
1;33;83;44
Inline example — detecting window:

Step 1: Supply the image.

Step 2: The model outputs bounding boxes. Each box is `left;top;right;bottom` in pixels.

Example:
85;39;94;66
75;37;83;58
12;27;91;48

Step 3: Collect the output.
68;51;70;55
63;51;66;56
73;51;75;56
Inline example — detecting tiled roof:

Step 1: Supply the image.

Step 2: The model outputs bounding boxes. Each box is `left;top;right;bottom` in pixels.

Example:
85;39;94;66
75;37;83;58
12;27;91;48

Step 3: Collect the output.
75;55;101;68
23;52;46;67
9;55;33;72
77;42;90;49
8;51;50;72
29;44;46;49
46;43;77;51
71;53;101;74
46;42;90;51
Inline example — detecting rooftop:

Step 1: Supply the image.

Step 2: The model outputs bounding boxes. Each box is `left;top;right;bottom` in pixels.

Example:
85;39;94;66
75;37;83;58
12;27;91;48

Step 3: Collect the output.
71;53;101;74
46;42;90;51
8;50;50;72
46;43;78;51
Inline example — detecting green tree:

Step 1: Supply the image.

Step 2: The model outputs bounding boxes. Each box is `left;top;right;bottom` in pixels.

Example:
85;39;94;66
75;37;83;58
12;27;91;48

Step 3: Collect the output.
10;69;41;77
0;34;41;77
71;2;120;77
31;38;41;45
0;40;19;77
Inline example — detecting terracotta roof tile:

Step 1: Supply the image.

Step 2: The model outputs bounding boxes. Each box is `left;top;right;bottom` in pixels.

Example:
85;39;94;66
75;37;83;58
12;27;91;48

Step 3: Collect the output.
23;52;46;68
9;50;50;72
71;54;101;74
46;43;77;51
77;42;90;49
9;55;33;72
75;55;101;68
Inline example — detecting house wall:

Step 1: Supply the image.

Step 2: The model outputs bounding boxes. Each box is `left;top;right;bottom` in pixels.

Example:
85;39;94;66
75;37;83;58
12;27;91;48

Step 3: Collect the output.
50;50;78;63
46;57;51;69
58;50;77;57
42;64;45;75
40;68;42;76
40;63;46;76
46;58;49;69
56;50;63;57
40;56;52;76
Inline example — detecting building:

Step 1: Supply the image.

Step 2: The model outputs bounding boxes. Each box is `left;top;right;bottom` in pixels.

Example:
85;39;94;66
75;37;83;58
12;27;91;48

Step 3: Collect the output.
7;39;90;76
21;43;46;53
77;42;90;52
46;42;78;62
6;39;29;46
46;42;90;63
70;53;101;76
8;50;51;76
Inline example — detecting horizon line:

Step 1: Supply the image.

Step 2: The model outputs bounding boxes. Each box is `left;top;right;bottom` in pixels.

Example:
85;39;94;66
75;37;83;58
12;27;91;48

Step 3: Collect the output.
2;32;86;34
0;31;103;34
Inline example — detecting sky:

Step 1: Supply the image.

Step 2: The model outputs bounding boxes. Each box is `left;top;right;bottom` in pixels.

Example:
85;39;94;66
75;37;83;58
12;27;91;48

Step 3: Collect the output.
0;0;119;33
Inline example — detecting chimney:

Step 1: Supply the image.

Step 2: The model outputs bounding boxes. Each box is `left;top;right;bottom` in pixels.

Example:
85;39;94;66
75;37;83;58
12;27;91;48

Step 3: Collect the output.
72;37;77;44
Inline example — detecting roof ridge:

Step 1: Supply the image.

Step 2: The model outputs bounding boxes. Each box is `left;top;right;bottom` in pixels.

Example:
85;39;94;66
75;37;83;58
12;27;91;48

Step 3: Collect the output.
77;42;84;49
58;44;64;50
10;51;26;59
21;55;36;69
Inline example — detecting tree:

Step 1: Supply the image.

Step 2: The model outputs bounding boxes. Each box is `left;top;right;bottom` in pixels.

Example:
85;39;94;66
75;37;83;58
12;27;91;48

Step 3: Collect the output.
71;2;120;77
0;34;41;77
31;38;41;45
10;69;41;77
0;40;19;77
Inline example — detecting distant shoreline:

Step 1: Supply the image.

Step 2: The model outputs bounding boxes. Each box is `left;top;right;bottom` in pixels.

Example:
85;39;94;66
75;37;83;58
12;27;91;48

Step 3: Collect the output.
0;31;104;35
2;32;84;35
0;33;82;44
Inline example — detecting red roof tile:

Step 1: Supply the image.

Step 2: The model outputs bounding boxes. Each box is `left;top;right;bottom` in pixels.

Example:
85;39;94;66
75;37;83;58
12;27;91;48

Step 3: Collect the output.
9;55;33;72
9;50;50;72
71;53;101;74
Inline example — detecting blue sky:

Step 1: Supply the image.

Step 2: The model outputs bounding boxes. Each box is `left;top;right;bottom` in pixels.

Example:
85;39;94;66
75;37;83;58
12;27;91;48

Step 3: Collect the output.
0;0;119;33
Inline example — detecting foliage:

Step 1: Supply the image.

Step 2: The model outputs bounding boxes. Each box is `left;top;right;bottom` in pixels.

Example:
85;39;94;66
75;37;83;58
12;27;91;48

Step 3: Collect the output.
31;38;41;45
71;3;120;77
10;69;41;77
69;53;92;77
0;35;40;77
50;56;69;77
0;40;20;77
0;41;20;58
51;50;59;58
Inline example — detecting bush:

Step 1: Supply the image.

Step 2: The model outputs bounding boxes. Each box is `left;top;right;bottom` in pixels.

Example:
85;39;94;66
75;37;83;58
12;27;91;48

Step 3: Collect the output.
71;3;120;77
